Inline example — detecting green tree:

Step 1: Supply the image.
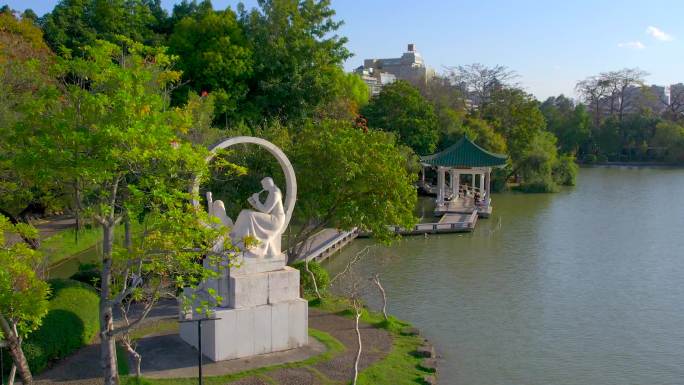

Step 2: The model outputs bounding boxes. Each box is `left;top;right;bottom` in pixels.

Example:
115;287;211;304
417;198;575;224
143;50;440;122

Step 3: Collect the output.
18;39;225;384
0;11;64;239
0;217;50;385
40;0;167;55
362;80;439;155
463;118;507;154
541;95;591;155
652;121;684;162
238;0;351;122
316;70;369;121
483;87;546;164
288;119;417;260
167;5;252;125
516;131;560;192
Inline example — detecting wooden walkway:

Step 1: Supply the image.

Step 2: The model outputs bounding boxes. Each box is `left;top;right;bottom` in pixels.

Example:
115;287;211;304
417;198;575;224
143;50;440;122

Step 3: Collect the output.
297;228;359;263
358;210;478;237
434;197;492;218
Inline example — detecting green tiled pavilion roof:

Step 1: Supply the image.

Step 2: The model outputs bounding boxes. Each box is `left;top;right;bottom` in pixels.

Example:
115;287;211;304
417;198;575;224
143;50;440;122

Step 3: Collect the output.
420;136;508;168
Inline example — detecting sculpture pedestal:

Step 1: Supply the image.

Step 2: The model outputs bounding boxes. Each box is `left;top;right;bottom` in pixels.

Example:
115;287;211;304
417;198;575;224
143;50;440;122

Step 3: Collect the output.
180;264;308;361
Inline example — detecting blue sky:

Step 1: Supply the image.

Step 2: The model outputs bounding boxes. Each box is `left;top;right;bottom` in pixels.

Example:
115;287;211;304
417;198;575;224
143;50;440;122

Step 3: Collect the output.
7;0;684;100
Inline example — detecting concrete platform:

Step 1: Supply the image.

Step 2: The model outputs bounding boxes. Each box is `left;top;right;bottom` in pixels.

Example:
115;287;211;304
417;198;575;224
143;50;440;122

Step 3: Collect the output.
139;330;326;379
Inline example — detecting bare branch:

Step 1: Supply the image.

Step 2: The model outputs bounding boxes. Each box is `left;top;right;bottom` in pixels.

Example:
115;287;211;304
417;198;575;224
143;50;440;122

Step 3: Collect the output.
329;245;372;284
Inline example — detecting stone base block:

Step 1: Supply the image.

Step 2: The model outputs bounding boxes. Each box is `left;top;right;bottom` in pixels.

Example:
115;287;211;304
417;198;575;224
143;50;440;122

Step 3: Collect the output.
228;272;269;308
267;266;300;304
231;252;287;275
227;266;300;309
180;298;308;362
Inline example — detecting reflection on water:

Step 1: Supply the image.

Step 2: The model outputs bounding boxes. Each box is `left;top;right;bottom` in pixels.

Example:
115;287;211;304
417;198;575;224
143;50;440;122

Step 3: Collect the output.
325;167;684;385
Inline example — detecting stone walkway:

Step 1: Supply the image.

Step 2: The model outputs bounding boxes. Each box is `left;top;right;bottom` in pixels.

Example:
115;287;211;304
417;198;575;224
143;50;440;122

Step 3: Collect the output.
35;308;393;385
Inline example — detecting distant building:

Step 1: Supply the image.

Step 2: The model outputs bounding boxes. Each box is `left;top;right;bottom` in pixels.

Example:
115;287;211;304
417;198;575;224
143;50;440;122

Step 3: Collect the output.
355;43;435;96
622;85;667;114
355;67;396;97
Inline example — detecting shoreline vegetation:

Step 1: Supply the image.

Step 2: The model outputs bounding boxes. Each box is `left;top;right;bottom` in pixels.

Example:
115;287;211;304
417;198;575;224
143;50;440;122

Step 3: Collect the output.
579;161;684;167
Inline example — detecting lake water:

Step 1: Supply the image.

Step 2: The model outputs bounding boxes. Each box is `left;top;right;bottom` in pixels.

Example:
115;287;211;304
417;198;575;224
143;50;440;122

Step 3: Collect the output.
325;167;684;385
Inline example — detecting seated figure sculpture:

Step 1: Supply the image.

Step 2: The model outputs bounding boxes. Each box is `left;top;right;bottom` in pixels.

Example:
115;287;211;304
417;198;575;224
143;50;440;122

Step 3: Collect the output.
230;177;286;258
181;137;307;362
205;177;286;259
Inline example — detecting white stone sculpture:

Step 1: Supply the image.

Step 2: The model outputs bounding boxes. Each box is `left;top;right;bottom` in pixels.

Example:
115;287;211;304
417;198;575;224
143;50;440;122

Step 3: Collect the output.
229;176;285;258
180;136;308;362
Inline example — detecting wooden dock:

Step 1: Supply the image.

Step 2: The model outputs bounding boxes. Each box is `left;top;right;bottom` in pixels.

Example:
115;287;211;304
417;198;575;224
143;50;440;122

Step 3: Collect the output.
298;228;359;263
358;210;478;237
434;196;492;218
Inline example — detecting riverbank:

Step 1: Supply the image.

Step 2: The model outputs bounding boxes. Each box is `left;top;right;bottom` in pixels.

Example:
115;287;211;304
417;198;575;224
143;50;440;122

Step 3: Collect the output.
579;161;684;167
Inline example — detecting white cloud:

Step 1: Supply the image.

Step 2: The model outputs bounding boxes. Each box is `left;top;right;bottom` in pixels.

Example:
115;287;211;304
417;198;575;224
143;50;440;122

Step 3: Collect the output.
646;26;674;41
618;41;646;49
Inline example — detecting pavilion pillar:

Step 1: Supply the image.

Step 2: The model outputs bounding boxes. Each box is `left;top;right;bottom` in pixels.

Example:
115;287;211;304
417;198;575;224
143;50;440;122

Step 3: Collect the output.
421;166;425;184
471;173;476;194
437;167;446;206
486;169;492;203
451;169;459;198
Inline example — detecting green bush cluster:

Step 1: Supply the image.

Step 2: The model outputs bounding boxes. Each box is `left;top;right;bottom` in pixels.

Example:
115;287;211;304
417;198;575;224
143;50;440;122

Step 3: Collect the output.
583;154;597;163
22;279;100;373
70;262;101;287
292;260;330;298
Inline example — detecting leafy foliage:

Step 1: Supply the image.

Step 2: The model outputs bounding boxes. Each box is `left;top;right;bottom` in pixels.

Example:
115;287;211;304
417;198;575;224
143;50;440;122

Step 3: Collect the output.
0;11;62;217
291;120;417;244
362;80;439;155
40;0;168;55
292;260;330;298
238;0;352;122
0;216;49;339
20;279;99;373
167;6;252;124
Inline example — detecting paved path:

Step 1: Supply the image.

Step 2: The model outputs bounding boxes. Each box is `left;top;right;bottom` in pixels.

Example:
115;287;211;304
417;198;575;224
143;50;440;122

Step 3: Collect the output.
35;308;392;385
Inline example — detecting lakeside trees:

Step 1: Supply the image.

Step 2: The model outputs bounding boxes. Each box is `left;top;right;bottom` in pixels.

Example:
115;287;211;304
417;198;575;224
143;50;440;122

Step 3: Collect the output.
539;68;684;163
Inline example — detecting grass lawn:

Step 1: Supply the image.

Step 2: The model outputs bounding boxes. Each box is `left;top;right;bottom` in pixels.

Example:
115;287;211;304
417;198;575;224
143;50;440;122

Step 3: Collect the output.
41;221;143;265
311;297;431;385
120;297;432;385
40;225;103;265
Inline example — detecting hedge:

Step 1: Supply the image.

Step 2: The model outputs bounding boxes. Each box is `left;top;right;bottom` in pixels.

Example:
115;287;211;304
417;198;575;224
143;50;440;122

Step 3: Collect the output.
292;260;330;298
22;279;100;373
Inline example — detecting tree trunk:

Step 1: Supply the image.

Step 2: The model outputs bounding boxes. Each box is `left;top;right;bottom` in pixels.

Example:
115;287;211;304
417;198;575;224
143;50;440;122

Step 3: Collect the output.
371;274;388;321
124;213;132;253
8;364;16;385
100;222;119;385
0;316;32;385
352;303;362;385
304;258;321;300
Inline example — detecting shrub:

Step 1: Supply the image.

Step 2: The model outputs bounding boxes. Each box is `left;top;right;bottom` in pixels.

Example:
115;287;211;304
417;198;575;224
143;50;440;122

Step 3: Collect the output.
292;260;330;298
517;174;559;193
70;262;101;287
553;155;579;186
490;168;509;192
21;279;100;373
583;153;597;163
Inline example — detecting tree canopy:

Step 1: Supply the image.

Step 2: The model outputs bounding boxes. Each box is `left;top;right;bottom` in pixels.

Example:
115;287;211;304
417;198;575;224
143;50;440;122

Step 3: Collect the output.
362;80;439;155
167;6;252;125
